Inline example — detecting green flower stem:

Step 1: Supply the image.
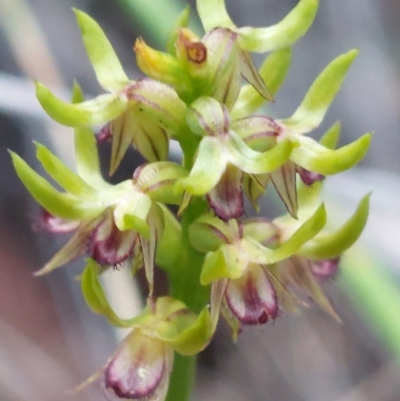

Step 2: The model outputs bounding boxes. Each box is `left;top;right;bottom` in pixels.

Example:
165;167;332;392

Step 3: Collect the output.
340;248;400;360
165;151;209;401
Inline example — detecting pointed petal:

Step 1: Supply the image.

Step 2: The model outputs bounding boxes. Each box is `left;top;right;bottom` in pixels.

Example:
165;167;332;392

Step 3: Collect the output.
189;214;235;253
240;51;272;101
36;82;127;127
210;279;229;332
270;160;298;218
167;6;190;55
197;0;236;32
87;210;137;267
220;298;242;341
207;164;244;220
109;111;136;175
290;133;372;175
243;173;270;212
72;82;106;189
300;194;370;259
74;10;129;91
139;204;164;296
280;50;358;133
175;137;228;195
282;256;340;320
105;331;173;401
10;151;100;220
227;131;293;174
35;142;96;199
225;264;278;325
319;121;341;149
238;0;319;52
232;47;292;119
245;203;327;265
34;220;95;275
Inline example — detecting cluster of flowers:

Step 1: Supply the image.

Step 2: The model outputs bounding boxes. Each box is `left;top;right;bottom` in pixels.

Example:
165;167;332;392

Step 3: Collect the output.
10;0;371;400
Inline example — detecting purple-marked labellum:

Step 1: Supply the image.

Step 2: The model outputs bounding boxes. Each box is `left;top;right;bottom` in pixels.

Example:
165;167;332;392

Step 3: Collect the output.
33;209;79;234
105;332;172;401
297;167;325;186
225;264;278;325
88;211;137;267
207;165;244;221
311;257;340;278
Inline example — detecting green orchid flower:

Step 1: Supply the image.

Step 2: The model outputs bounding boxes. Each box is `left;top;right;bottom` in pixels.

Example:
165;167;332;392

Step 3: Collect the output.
35;10;187;175
235;51;372;217
80;260;213;401
11;83;187;295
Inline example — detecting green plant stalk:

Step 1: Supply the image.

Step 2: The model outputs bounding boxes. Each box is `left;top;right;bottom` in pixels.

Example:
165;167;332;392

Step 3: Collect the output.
340;248;400;361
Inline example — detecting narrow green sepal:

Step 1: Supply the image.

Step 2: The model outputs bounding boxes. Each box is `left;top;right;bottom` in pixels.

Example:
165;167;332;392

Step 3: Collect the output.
238;0;319;53
300;194;371;259
35;142;96;199
73;9;129;91
10;151;99;220
319;121;341;149
290;133;372;175
36;82;127;127
280;50;358;133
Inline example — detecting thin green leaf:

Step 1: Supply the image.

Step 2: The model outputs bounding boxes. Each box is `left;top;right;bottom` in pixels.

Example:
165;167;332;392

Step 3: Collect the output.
10;151;99;220
290;133;372;175
238;0;319;52
300;194;371;259
74;9;129;91
35;142;96;199
280;50;358;133
197;0;236;32
36;82;127;127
